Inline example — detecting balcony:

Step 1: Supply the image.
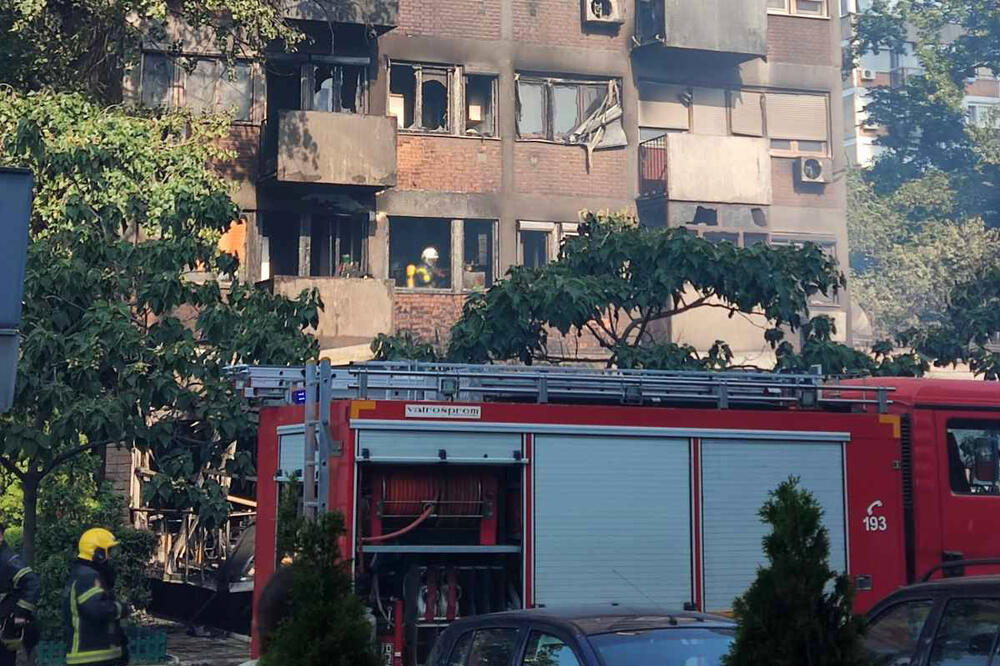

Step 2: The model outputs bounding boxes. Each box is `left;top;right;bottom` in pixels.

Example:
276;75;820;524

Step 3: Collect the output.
281;0;398;30
262;111;397;188
635;0;767;59
638;133;771;205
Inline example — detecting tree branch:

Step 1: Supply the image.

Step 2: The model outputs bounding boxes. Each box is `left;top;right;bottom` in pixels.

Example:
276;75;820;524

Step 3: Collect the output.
41;437;127;479
0;456;25;482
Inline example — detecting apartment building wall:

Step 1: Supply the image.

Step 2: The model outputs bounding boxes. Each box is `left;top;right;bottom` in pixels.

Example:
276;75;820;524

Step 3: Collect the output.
126;0;850;360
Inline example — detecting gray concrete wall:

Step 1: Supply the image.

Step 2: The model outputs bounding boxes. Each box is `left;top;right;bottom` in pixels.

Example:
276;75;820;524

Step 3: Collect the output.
267;276;395;344
661;0;768;57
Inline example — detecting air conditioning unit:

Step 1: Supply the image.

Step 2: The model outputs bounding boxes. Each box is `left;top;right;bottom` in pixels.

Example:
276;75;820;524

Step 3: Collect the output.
798;157;833;184
584;0;624;25
860;69;876;81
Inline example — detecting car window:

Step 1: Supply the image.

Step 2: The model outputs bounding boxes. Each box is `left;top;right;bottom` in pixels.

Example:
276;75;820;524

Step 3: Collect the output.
522;631;582;666
865;599;935;666
589;627;735;665
447;631;474;666
929;598;1000;666
467;628;520;666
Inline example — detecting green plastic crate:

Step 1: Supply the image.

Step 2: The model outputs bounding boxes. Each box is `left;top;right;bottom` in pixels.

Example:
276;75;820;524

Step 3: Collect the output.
37;626;168;665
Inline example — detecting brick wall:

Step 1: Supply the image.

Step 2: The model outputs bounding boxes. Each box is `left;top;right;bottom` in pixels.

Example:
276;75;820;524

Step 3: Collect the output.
767;15;835;67
512;0;628;49
514;143;628;197
771;157;844;208
397;135;502;193
103;445;133;501
394;291;469;343
214;123;259;184
399;0;501;40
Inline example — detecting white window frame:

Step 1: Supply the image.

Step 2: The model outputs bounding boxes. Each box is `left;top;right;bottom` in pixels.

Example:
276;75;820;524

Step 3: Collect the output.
517;221;578;266
767;0;830;18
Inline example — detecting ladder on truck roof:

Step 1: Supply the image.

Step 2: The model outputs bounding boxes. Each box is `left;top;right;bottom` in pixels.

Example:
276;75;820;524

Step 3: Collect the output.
226;361;892;520
226;360;893;412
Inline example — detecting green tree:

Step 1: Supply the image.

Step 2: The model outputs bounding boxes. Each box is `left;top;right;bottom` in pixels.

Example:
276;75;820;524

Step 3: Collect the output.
724;477;868;666
0;89;321;562
260;512;379;666
0;0;300;102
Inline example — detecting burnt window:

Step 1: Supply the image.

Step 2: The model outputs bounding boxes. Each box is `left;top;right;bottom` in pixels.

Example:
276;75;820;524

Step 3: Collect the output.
465;74;497;136
390;217;452;289
262;214;300;278
770;235;839;305
389;63;452;132
947;420;1000;495
516;76;613;141
311;64;365;113
310;215;365;277
462;220;494;290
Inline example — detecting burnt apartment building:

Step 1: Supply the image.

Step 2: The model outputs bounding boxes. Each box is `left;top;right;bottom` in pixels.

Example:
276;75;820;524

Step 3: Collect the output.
125;0;851;363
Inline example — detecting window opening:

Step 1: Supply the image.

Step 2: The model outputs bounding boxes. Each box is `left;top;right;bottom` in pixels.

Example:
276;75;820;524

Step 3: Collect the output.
389;64;416;128
522;632;582;666
516;76;622;149
463;220;494;290
467;628;519;666
422;75;449;131
312;64;364;113
465;74;496;136
929;598;1000;666
390;217;452;289
767;0;829;16
521;230;550;268
310;215;365;277
751;208;768;227
263;215;300;277
946;420;1000;495
692;206;719;226
517;82;546;137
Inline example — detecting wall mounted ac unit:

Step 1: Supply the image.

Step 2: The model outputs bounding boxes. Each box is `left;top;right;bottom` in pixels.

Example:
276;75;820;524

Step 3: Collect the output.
584;0;624;25
798;157;833;184
860;69;876;81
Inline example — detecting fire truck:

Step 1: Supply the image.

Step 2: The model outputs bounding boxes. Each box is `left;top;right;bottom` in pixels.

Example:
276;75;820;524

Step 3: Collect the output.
230;362;1000;665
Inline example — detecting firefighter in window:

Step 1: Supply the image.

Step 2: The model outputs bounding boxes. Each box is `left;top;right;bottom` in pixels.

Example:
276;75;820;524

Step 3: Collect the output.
0;522;40;666
406;247;445;288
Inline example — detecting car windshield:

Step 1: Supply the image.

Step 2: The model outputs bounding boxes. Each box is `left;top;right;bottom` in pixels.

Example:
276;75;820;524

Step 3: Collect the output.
589;627;736;666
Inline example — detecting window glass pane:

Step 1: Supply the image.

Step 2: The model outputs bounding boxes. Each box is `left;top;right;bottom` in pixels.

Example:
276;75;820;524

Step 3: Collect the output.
523;632;582;666
798;140;827;154
187;59;218;113
795;0;826;14
703;231;740;245
552;84;579;138
591;628;735;665
390;217;452;289
947;421;1000;495
744;233;769;247
639;127;667;142
518;82;545;137
463;220;494;290
447;631;474;666
929;599;1000;666
468;628;519;666
522;230;550;268
220;62;253;120
767;0;788;9
770;139;793;150
141;53;174;108
864;600;934;665
581;84;606;119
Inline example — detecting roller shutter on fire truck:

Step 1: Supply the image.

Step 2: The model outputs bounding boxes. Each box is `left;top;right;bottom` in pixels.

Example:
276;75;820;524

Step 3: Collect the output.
533;435;691;608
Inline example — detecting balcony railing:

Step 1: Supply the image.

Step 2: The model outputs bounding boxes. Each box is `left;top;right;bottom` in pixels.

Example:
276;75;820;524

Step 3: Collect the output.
639;135;667;198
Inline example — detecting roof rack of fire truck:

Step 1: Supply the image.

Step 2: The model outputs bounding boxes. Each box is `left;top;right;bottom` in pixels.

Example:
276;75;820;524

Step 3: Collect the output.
225;361;893;414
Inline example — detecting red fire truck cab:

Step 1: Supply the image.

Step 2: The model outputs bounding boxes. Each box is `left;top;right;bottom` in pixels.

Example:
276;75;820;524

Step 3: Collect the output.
237;364;1000;665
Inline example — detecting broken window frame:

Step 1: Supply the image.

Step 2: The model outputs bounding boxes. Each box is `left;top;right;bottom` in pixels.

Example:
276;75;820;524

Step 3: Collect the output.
685;227;771;248
389;216;454;290
515;75;618;143
302;59;369;115
463;73;499;137
388;62;455;134
770;234;840;305
461;219;497;291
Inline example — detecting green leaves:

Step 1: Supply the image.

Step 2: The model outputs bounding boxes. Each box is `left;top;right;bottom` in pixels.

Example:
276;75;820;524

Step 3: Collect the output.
0;90;320;539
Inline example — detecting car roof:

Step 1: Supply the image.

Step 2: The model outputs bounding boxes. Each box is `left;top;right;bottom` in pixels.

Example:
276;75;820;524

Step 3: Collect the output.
895;575;1000;595
448;606;736;636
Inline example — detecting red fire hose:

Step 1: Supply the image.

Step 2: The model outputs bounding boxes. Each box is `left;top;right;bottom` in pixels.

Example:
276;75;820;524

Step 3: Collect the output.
362;503;436;544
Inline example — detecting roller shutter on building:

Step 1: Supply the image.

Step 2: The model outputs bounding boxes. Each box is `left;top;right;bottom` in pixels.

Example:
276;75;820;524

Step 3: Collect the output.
533;435;691;608
765;93;829;141
638;83;690;130
700;439;847;612
730;91;765;137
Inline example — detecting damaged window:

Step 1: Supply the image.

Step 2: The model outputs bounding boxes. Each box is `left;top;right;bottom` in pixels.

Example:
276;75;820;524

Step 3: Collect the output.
462;220;495;290
390;217;453;289
310;215;365;277
516;75;626;162
465;74;497;137
389;63;452;132
311;64;365;114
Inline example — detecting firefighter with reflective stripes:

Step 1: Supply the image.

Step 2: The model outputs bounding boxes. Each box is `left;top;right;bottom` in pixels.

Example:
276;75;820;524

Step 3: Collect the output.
0;523;40;665
62;528;130;665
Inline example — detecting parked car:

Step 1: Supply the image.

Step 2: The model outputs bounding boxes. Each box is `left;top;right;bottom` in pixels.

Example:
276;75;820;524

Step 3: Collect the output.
426;607;737;666
864;559;1000;666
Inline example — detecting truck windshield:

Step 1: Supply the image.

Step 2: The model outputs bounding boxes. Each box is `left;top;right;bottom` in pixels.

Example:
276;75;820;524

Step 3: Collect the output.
589;627;735;665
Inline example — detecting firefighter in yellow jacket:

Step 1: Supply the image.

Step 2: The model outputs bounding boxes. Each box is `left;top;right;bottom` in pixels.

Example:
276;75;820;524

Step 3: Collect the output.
62;529;130;665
